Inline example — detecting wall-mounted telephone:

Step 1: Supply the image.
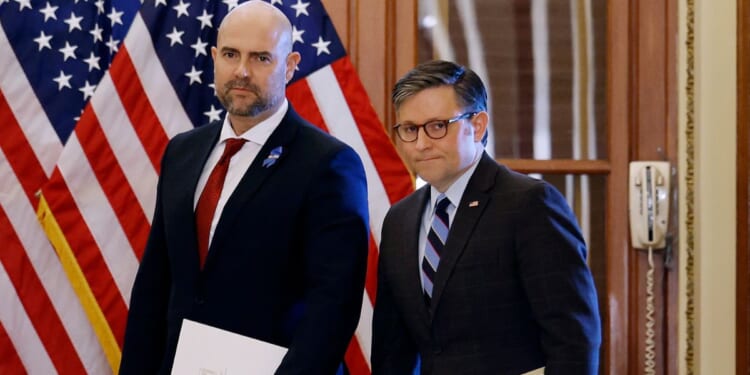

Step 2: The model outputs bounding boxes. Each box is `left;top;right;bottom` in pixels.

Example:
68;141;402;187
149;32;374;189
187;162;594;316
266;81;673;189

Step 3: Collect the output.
629;161;671;375
628;161;670;250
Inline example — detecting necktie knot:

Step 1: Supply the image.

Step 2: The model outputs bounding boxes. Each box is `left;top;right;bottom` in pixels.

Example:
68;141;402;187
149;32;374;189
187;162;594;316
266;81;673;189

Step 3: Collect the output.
219;138;246;163
434;194;451;225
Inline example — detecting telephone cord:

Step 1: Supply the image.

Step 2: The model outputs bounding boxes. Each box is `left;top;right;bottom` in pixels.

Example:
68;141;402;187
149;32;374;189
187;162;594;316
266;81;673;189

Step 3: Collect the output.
644;246;656;375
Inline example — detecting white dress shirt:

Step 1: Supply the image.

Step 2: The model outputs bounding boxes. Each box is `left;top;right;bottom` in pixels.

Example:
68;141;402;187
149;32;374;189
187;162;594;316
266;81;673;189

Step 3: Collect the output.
193;100;288;249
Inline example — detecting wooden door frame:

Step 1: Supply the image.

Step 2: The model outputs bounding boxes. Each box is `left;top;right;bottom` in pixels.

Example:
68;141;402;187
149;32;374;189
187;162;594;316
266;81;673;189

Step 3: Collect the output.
737;0;749;372
626;1;679;375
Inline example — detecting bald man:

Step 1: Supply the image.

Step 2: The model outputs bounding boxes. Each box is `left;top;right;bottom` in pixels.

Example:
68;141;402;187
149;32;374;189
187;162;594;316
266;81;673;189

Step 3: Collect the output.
119;1;369;373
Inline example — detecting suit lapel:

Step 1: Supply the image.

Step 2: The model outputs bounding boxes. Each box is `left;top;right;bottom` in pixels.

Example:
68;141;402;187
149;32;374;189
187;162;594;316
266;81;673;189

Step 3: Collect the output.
172;122;222;269
430;153;497;314
399;187;433;327
205;108;300;264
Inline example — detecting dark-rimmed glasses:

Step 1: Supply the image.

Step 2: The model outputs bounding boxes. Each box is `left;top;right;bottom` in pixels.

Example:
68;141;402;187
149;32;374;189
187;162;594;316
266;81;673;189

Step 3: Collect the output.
392;112;476;142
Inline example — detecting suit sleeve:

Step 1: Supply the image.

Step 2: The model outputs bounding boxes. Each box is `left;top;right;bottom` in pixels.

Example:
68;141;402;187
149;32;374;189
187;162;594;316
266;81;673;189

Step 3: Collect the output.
119;145;173;375
371;212;418;375
516;182;601;375
274;146;370;375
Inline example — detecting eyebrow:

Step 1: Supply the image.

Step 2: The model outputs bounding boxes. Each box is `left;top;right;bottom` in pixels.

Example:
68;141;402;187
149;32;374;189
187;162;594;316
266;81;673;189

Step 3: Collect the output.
218;47;273;58
249;51;272;58
399;117;448;125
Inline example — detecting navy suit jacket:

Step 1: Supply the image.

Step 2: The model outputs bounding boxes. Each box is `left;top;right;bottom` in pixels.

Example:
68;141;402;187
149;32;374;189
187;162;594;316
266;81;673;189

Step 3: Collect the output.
372;153;601;375
120;107;369;374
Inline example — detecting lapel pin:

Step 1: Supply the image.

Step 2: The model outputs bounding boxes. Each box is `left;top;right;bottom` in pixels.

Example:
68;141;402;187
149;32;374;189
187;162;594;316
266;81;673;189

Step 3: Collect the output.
468;200;479;207
262;146;283;168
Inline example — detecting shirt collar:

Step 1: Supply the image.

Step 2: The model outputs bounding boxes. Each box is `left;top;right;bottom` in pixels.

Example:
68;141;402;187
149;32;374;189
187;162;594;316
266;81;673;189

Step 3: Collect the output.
219;99;288;146
429;153;482;211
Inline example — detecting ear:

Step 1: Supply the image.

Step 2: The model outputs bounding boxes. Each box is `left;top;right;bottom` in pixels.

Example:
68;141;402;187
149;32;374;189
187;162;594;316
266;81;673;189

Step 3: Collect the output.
285;51;301;83
211;46;217;61
471;111;489;143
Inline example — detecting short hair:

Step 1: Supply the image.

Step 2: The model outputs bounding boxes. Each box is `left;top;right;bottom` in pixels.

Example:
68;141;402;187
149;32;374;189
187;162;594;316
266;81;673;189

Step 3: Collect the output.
391;60;488;113
391;60;489;145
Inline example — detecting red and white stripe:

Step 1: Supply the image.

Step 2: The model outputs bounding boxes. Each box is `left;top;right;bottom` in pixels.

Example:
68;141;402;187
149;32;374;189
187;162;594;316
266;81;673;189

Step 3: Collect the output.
0;26;111;374
38;13;195;368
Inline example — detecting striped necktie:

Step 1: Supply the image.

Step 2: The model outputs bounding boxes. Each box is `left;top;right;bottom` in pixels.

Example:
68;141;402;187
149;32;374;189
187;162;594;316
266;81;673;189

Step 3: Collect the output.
422;194;451;306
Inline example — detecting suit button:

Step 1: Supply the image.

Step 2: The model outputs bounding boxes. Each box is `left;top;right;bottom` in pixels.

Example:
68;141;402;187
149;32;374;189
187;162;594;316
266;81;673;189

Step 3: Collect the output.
433;346;442;354
194;297;205;305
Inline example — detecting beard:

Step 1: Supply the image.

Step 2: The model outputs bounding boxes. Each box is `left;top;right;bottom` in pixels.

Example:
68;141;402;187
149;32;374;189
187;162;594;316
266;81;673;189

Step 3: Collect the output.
217;78;281;117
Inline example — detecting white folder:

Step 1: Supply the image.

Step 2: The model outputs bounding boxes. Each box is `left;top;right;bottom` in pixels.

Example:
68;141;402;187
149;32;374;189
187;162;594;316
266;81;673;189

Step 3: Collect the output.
171;319;288;375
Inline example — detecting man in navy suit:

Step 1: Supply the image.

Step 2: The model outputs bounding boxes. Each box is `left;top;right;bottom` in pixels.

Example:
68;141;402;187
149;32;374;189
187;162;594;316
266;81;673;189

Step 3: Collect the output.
119;1;369;373
372;60;601;375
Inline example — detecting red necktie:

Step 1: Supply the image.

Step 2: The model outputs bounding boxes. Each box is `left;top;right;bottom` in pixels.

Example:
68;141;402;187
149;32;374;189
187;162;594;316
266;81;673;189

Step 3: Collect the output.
195;138;246;268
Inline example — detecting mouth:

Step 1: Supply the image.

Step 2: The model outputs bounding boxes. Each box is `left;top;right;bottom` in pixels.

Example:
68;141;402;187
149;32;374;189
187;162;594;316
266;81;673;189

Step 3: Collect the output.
226;80;259;95
228;87;254;94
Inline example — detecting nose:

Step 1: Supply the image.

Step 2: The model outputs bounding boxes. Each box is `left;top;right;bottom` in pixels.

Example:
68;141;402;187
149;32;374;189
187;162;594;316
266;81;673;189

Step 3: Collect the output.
233;60;249;78
414;127;432;150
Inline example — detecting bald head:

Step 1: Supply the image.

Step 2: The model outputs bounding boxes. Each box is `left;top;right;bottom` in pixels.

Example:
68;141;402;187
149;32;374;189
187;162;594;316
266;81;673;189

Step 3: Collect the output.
211;0;301;133
217;1;294;55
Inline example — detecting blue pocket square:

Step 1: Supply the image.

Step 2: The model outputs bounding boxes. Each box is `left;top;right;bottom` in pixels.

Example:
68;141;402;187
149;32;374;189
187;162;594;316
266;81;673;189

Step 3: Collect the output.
262;146;283;168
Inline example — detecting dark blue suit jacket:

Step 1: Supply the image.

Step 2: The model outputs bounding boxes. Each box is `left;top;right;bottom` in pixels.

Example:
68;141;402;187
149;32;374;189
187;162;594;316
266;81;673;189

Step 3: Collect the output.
372;153;601;375
120;107;369;374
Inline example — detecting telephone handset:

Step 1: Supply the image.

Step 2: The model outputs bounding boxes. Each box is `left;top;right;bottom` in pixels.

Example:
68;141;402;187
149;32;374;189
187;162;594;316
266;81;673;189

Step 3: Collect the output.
628;161;670;250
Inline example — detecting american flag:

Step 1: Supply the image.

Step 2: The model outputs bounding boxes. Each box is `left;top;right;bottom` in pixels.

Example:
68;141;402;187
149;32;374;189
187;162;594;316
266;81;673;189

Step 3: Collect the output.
0;0;412;373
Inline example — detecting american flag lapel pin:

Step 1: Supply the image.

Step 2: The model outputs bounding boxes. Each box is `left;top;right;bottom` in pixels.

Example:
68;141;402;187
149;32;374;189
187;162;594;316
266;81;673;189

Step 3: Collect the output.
468;200;479;207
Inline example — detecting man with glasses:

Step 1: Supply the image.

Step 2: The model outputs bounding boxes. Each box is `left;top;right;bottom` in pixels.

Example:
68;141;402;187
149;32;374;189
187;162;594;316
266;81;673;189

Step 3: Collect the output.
372;60;601;375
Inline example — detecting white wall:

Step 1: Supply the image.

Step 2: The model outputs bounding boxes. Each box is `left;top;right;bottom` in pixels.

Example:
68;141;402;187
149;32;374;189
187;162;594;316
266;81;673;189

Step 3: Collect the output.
679;0;737;373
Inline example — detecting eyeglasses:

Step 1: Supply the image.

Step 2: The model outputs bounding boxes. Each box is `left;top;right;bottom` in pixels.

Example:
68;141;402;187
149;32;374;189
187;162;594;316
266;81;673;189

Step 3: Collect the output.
392;112;477;142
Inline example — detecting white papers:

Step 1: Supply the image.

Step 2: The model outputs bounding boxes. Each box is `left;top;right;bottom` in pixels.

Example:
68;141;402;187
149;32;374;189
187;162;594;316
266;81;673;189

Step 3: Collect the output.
171;319;288;375
522;367;545;375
